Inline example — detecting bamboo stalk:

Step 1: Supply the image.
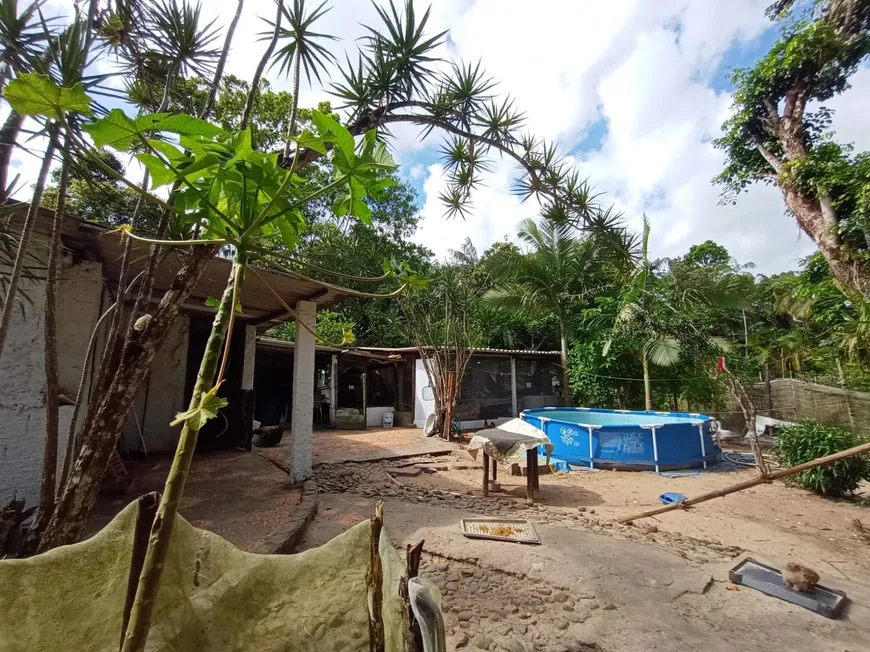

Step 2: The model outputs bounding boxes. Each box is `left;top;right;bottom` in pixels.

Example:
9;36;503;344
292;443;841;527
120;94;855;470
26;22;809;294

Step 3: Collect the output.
617;441;870;524
120;251;244;652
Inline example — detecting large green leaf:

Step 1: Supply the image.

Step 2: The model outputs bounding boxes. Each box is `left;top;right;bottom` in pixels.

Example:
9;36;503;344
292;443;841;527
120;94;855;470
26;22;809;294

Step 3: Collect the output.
84;110;222;151
311;109;354;158
277;218;298;251
138;113;223;138
83;109;142;150
135;153;177;188
5;73;92;118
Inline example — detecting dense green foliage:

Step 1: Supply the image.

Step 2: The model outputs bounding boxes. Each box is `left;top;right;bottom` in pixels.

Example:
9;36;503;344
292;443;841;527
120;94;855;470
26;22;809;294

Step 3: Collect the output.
713;0;870;299
776;420;870;495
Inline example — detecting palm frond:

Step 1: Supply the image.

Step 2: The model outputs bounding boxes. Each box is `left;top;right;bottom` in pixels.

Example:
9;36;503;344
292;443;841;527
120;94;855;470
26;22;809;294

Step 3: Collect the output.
263;0;337;84
645;335;681;367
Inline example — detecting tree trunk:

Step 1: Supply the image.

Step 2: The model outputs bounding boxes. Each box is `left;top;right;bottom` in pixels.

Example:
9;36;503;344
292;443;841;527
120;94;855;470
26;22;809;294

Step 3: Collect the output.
720;367;769;476
0;125;58;359
242;0;283;132
642;351;652;410
559;324;571;404
31;136;71;543
120;252;242;652
38;244;220;551
200;0;245;120
0;110;23;201
283;50;301;160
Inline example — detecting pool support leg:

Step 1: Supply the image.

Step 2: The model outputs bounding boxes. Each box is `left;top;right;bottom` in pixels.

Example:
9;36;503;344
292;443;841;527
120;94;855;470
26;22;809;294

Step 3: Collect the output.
651;426;660;474
696;422;707;469
587;427;594;470
492;456;497;482
482;452;489;497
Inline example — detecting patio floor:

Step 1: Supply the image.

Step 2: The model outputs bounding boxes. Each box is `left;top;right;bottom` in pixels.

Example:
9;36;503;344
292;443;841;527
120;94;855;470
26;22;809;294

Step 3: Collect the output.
259;425;457;466
88;449;302;551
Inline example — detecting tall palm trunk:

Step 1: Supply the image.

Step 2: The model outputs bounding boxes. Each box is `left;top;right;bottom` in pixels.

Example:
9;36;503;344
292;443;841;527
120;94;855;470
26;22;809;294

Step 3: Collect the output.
0;124;58;358
642;350;652;410
283;49;301;160
31;135;71;544
559;322;571;403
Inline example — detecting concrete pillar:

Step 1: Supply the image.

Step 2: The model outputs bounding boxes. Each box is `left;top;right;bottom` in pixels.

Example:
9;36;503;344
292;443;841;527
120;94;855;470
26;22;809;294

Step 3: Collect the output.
290;300;316;482
510;356;518;417
241;324;257;391
329;354;337;427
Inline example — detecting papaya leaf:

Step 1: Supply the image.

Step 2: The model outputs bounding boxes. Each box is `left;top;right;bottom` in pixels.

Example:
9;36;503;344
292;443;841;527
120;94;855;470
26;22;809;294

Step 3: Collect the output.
277;218;298;251
135;153;176;188
311;109;354;158
83;109;141;150
5;74;92;118
297;129;326;155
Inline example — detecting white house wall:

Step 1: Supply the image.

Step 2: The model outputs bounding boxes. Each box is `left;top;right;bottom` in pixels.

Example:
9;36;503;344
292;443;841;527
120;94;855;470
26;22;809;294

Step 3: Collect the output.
120;313;190;454
0;260;102;506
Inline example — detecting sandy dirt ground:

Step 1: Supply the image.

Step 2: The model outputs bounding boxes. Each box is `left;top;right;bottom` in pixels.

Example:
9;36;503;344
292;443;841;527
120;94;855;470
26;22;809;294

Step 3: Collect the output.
305;446;870;652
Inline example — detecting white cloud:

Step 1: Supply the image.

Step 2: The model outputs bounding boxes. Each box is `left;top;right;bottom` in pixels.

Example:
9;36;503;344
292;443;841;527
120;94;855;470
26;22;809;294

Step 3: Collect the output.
411;161;538;260
8;0;870;273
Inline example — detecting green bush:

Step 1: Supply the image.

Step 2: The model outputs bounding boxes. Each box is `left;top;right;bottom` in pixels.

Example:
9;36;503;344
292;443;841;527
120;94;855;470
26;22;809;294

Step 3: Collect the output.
776;420;870;496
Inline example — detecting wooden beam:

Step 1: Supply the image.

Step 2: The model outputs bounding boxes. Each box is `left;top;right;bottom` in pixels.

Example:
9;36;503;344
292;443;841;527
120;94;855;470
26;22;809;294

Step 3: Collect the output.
617;441;870;524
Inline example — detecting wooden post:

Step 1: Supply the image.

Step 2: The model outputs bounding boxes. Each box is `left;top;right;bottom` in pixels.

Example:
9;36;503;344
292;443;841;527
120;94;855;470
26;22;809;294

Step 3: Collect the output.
510;356;518;417
617;440;870;524
442;372;456;440
482;452;489;497
491;456;497;483
525;449;535;505
764;362;772;417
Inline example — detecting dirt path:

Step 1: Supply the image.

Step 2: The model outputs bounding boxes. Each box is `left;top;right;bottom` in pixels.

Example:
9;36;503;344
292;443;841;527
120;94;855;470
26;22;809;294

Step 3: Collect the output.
305;452;870;652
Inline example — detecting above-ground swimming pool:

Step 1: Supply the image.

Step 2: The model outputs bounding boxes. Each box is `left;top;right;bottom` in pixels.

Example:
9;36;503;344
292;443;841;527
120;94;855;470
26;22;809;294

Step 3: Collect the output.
521;407;718;471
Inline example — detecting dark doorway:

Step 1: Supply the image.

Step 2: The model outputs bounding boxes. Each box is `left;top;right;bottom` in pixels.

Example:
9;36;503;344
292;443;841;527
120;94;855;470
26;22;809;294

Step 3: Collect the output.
185;316;249;451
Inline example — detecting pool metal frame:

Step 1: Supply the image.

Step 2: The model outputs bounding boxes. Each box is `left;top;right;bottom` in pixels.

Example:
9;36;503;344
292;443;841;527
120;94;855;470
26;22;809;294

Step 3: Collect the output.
521;406;717;472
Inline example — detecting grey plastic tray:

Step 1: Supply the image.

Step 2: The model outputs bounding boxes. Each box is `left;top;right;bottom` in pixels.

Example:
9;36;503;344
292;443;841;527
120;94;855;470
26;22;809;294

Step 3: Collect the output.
729;557;848;619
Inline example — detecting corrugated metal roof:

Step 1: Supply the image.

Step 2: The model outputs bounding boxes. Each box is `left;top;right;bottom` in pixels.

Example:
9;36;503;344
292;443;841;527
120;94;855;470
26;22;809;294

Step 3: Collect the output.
357;346;561;356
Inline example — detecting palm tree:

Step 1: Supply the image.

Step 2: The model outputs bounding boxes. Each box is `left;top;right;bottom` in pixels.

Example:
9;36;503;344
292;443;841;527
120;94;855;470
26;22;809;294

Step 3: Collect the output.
484;217;621;402
263;0;337;157
603;218;681;410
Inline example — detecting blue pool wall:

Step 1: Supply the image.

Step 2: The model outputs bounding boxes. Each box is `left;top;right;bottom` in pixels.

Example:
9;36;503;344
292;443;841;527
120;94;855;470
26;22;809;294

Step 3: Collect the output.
521;407;719;471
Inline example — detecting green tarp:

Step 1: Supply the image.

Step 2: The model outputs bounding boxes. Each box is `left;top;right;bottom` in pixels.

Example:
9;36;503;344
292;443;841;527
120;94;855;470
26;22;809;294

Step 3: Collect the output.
0;501;413;651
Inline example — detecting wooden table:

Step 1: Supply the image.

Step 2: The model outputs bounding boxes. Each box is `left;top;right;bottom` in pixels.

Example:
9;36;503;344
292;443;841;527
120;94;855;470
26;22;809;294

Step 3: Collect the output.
482;448;540;505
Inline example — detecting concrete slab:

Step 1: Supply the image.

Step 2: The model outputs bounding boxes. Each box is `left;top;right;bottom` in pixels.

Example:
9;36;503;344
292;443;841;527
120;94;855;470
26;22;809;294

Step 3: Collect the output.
260;427;456;466
302;493;870;652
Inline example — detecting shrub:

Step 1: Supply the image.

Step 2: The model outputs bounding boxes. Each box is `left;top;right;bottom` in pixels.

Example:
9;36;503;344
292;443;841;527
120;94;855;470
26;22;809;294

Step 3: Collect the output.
776;420;870;496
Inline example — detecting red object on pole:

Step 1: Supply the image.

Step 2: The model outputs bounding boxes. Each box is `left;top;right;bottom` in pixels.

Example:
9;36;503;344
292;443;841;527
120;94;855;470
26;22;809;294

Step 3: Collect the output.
716;356;726;372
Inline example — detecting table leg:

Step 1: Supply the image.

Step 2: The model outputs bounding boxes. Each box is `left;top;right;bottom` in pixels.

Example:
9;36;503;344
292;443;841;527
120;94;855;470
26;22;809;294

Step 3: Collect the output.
491;456;497;482
526;449;534;505
533;447;540;490
483;452;490;497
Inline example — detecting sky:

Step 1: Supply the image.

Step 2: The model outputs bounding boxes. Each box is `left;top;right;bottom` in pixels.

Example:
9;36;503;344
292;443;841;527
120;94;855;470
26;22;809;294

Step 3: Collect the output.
12;0;870;273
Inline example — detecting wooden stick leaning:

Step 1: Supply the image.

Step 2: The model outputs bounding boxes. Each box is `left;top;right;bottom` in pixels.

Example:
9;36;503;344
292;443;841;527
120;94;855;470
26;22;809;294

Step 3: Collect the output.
617;441;870;524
